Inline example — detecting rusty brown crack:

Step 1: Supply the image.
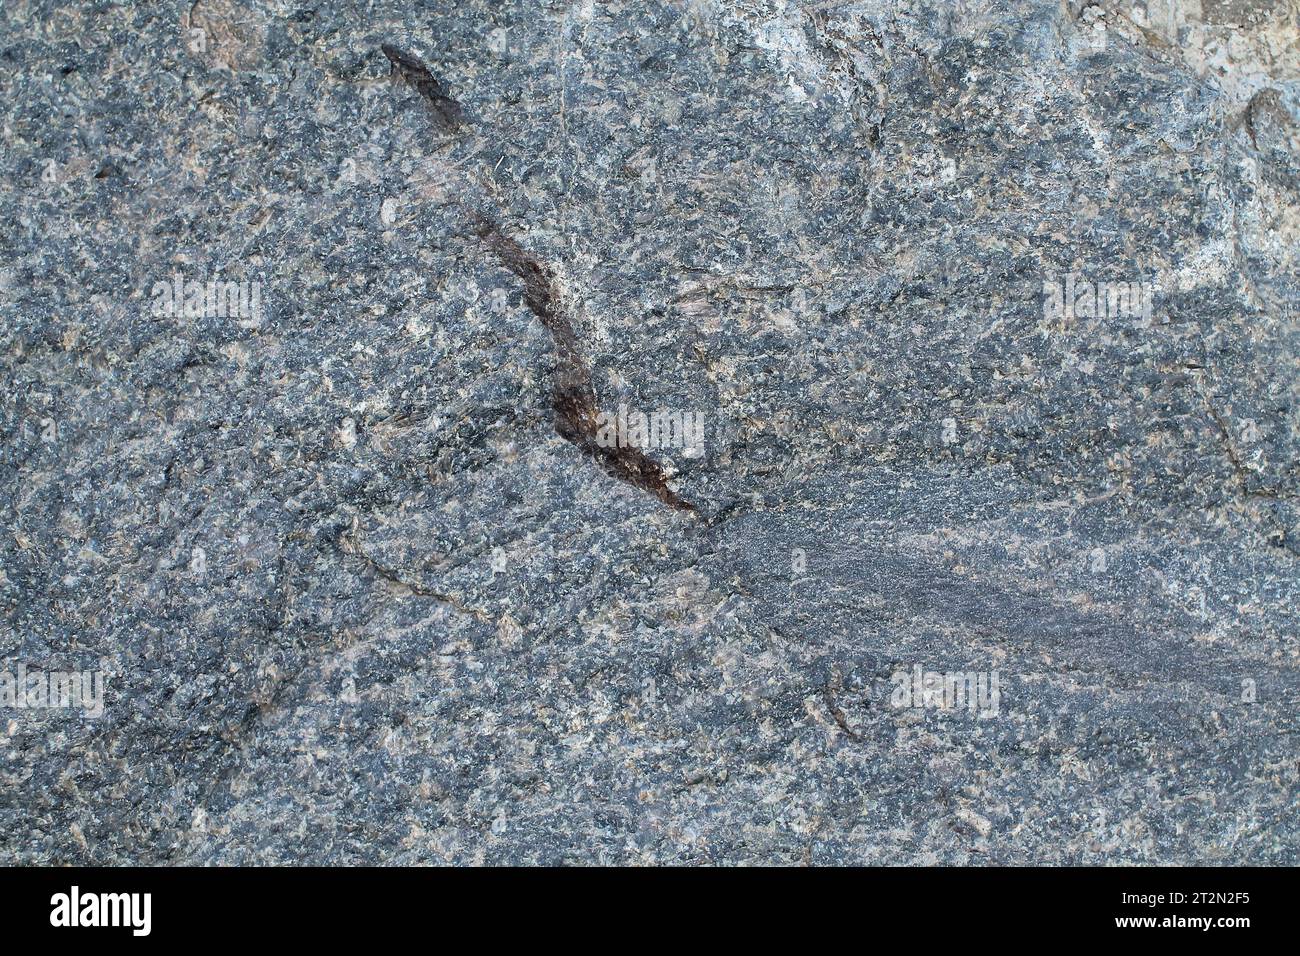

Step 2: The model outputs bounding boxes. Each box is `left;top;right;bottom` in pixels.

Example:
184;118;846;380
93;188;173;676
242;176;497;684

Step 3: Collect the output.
377;43;694;514
469;213;697;514
381;44;464;130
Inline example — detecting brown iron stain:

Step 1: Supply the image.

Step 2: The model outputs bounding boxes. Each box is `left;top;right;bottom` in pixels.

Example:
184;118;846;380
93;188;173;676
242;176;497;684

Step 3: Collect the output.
378;43;693;513
469;214;697;514
381;44;464;130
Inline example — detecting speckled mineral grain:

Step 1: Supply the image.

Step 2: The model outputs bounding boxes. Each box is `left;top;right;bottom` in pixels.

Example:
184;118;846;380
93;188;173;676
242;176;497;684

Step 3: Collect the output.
1;0;1297;864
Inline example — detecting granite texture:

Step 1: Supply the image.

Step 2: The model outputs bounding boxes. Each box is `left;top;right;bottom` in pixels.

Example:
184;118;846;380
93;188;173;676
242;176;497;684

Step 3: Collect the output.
1;0;1297;864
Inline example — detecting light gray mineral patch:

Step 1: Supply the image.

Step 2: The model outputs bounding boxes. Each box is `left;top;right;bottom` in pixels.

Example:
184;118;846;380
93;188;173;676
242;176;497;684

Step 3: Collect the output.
1;0;1297;863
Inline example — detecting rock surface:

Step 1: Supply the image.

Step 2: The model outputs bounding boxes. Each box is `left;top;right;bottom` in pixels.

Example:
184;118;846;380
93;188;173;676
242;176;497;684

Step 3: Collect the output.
1;0;1297;863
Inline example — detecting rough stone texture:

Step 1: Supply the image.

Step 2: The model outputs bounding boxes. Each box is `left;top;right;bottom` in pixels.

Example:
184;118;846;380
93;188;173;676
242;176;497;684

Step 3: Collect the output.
1;0;1297;864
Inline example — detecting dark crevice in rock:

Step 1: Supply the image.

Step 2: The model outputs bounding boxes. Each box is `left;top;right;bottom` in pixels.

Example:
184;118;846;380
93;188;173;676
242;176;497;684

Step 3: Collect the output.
381;43;464;130
342;529;491;621
468;212;697;515
822;668;864;742
376;44;694;514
